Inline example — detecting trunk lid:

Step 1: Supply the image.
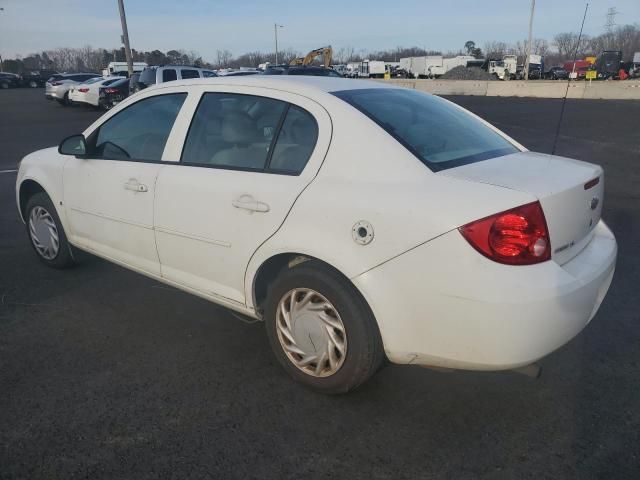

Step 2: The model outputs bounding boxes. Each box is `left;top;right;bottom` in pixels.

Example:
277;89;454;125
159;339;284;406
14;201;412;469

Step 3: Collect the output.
440;151;603;265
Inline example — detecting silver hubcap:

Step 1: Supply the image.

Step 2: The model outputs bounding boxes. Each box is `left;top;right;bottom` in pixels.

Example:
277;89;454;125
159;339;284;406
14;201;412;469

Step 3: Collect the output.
29;206;59;260
276;288;347;378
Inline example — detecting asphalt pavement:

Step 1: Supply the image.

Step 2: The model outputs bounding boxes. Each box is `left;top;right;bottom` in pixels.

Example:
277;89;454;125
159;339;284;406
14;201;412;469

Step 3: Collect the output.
1;88;639;479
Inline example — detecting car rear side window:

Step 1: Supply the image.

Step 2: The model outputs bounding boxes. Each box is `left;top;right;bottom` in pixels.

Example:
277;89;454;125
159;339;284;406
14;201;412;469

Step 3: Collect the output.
162;69;177;82
332;88;519;171
91;93;186;162
269;105;318;174
180;69;200;79
202;70;217;78
181;92;288;171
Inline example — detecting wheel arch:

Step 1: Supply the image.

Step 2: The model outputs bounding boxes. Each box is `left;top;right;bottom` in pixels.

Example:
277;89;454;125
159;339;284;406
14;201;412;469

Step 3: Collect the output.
18;179;49;222
249;252;365;318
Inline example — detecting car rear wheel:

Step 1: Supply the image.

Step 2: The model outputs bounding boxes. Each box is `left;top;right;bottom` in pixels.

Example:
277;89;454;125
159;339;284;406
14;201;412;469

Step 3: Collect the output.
0;82;8;89
58;92;70;106
264;260;385;394
29;80;38;88
25;192;75;268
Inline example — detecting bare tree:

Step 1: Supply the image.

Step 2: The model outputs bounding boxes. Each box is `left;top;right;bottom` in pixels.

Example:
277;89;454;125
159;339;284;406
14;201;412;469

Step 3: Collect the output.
484;41;509;58
552;33;592;61
215;49;233;68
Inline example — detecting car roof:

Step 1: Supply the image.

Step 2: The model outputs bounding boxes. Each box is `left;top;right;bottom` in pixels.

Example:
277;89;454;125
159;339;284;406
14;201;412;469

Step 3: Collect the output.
148;76;400;96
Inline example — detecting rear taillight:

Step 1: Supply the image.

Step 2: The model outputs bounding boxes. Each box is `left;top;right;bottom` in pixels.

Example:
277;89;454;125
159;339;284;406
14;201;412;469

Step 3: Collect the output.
78;88;89;93
459;201;551;265
103;87;119;94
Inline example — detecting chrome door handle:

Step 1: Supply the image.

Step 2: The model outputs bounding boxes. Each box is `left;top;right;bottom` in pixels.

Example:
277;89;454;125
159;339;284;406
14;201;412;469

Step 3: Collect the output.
232;194;270;213
124;179;148;192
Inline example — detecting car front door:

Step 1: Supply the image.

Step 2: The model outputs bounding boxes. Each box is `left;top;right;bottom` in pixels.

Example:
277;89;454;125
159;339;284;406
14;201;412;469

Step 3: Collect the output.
62;91;188;276
153;87;331;306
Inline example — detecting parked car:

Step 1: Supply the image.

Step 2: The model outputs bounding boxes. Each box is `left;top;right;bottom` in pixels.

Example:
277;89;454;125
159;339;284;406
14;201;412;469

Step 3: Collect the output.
262;66;343;77
45;73;101;105
545;66;569;80
21;70;60;88
135;65;217;90
99;77;130;109
16;77;616;394
0;72;21;89
217;69;261;77
68;77;123;107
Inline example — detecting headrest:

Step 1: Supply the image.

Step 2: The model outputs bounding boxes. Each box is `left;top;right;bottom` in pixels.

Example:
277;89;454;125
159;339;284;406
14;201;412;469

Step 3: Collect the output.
221;111;260;144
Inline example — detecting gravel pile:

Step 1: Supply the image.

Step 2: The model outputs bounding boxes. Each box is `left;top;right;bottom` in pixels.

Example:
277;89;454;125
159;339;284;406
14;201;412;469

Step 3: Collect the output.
440;66;497;81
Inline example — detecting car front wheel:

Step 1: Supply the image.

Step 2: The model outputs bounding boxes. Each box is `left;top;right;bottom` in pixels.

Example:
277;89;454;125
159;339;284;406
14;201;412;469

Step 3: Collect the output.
264;260;385;394
25;192;75;268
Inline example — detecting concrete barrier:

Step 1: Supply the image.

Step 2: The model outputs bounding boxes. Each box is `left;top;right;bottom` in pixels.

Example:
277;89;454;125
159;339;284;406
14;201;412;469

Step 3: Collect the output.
379;78;640;100
582;80;640;100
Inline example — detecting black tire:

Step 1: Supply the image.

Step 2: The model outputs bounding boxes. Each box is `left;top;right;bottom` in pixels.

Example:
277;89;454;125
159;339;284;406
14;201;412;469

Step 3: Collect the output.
0;82;8;89
264;260;385;394
25;192;75;269
29;80;38;88
59;92;70;106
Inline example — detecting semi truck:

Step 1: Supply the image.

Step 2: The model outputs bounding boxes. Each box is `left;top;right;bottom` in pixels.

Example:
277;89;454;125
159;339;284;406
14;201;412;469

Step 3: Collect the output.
485;55;517;80
595;50;622;79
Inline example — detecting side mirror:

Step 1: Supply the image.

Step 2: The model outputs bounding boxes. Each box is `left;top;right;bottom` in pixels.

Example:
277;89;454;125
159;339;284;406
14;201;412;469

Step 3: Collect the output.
58;134;87;156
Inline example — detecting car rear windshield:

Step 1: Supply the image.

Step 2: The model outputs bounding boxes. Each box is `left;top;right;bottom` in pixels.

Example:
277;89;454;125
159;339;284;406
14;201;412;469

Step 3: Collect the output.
332;88;519;171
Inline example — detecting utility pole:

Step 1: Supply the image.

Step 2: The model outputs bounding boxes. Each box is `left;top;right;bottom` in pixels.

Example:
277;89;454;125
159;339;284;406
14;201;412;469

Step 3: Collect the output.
524;0;535;81
117;0;134;76
0;8;4;71
274;23;283;65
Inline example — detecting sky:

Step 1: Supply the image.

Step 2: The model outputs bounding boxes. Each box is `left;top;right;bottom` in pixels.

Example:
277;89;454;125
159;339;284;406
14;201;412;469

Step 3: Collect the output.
0;0;639;61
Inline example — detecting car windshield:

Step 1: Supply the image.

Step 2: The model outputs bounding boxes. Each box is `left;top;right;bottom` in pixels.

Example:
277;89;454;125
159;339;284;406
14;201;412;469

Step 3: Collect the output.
332;88;519;171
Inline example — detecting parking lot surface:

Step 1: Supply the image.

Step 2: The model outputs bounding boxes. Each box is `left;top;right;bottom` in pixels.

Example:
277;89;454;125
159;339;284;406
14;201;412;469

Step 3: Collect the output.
1;89;639;479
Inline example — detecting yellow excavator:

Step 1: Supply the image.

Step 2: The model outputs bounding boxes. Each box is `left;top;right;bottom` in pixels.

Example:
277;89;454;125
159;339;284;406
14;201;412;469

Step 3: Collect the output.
289;46;333;67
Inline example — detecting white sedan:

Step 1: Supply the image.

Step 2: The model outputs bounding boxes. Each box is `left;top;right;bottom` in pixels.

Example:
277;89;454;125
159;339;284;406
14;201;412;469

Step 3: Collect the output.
68;77;124;107
16;77;617;393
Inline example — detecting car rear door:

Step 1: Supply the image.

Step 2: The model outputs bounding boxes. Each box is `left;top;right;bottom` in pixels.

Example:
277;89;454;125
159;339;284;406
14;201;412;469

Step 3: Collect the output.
153;85;331;305
62;89;189;276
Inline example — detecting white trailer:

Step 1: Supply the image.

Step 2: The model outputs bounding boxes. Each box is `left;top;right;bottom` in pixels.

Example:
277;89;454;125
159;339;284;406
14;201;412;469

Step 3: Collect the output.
101;61;148;77
399;56;443;78
358;60;386;78
429;56;475;77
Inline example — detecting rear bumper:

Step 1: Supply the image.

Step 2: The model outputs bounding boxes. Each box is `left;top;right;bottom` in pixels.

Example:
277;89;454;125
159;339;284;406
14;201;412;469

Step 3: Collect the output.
353;220;617;370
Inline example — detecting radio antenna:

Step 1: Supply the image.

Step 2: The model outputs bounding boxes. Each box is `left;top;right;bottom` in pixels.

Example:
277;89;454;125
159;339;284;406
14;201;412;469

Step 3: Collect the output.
552;2;589;155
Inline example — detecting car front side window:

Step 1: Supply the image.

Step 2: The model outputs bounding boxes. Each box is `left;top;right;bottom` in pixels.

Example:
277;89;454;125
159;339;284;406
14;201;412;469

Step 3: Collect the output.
90;93;187;161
